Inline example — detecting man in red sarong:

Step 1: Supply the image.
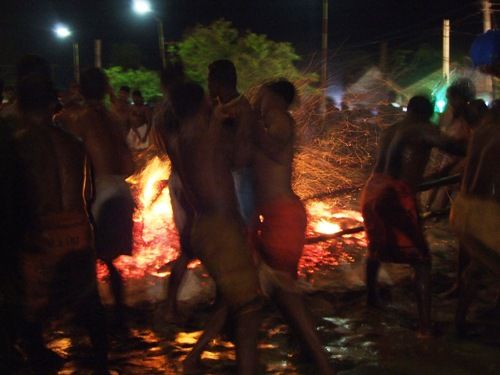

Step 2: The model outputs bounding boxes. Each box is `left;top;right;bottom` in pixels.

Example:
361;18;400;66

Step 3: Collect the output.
252;80;333;374
361;96;465;337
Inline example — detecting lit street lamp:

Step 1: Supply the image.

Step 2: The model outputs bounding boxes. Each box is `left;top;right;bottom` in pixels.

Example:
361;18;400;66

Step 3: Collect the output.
132;0;166;68
53;23;80;83
54;24;71;39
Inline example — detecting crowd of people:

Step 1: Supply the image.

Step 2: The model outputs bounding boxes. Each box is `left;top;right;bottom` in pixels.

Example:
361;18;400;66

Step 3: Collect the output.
0;47;498;375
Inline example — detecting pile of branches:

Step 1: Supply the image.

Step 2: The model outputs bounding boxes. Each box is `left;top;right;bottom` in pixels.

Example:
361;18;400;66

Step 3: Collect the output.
292;95;387;198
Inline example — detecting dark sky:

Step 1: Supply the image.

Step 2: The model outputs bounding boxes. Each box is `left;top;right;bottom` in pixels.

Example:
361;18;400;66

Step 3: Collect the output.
0;0;492;85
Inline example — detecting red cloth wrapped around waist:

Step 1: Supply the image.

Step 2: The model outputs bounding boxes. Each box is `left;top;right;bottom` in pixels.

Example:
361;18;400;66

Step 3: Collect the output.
361;173;428;263
254;195;307;278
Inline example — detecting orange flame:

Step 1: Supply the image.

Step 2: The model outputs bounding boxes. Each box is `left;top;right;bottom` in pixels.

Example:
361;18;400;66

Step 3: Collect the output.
97;156;180;280
97;158;366;281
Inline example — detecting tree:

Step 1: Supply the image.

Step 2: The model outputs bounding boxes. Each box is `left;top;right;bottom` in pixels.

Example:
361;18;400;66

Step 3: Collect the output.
177;19;317;92
104;67;161;102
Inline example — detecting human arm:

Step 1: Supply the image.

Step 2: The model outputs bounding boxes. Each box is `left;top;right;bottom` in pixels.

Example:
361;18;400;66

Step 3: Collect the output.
255;109;293;163
422;123;466;156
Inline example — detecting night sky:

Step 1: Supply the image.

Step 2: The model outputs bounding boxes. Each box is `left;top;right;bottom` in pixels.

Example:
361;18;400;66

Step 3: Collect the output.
0;0;492;86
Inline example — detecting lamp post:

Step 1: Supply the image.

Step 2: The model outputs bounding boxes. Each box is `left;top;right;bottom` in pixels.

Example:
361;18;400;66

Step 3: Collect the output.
53;23;80;83
132;0;166;68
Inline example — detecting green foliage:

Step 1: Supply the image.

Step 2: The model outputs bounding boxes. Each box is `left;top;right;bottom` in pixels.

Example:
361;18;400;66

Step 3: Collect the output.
104;66;161;102
177;19;317;92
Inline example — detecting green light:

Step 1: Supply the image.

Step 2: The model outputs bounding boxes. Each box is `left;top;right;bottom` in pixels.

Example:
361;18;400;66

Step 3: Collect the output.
436;99;446;113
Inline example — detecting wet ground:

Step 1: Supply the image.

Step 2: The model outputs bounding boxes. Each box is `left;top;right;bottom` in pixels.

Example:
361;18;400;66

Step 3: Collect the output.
35;218;500;374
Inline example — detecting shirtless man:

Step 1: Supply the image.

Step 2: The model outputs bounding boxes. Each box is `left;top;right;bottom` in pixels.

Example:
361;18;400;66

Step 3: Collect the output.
361;96;465;337
208;59;256;223
13;71;108;372
64;68;135;331
451;97;500;333
165;82;262;375
252;80;334;374
183;80;334;374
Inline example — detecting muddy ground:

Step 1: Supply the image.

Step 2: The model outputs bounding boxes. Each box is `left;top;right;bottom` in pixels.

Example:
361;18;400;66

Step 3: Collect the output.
34;216;500;375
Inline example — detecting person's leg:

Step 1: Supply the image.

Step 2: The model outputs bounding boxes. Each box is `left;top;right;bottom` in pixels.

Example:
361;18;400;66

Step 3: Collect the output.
366;258;382;307
456;260;481;336
71;252;109;372
20;320;65;370
442;242;470;298
165;251;190;320
104;259;127;331
183;302;229;374
233;300;262;375
274;288;335;374
75;291;109;373
412;262;432;337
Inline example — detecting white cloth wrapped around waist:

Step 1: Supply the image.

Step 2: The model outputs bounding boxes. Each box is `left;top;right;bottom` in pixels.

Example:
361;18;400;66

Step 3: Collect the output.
91;175;134;220
450;193;500;254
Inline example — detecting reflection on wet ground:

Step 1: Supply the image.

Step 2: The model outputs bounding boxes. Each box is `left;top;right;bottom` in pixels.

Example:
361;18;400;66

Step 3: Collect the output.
39;219;500;374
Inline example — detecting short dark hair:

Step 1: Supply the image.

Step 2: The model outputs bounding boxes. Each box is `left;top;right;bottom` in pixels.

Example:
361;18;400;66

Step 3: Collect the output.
208;59;237;88
16;55;51;83
265;79;296;107
80;68;108;101
170;82;205;120
407;95;434;121
17;73;56;114
447;78;476;103
119;85;130;93
161;60;185;89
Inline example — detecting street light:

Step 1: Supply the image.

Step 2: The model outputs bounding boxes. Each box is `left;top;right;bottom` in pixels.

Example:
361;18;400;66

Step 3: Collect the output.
53;23;80;83
54;24;71;39
132;0;166;68
132;0;152;15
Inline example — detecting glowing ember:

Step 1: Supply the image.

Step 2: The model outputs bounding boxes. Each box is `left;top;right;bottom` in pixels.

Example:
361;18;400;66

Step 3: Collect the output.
315;220;341;235
97;157;366;282
307;200;364;239
299;200;366;276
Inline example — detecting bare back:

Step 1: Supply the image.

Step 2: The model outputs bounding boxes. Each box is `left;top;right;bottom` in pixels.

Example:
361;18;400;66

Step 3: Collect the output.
15;121;87;218
254;109;295;204
167;110;240;217
219;95;255;169
70;103;134;178
375;117;465;189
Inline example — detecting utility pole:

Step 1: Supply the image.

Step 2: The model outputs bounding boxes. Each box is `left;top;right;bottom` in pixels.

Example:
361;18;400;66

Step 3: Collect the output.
321;0;328;121
482;0;494;99
156;17;167;68
443;19;450;83
94;39;102;68
482;0;492;32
